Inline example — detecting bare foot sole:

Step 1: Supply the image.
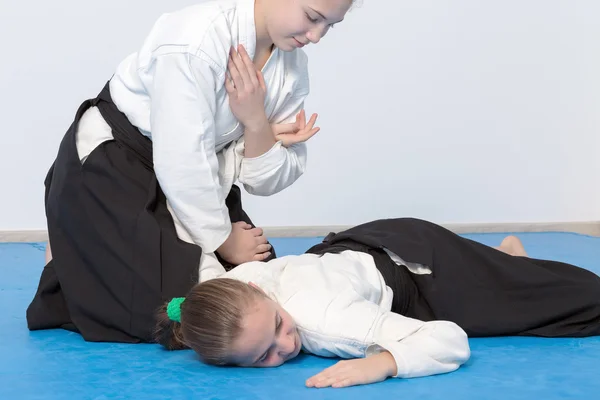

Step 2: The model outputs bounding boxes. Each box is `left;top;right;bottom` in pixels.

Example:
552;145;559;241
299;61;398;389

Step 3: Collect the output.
495;236;528;257
45;242;52;264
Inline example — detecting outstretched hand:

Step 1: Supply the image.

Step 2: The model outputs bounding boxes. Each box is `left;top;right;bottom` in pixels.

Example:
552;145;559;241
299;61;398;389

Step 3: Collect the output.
305;351;397;389
271;109;320;147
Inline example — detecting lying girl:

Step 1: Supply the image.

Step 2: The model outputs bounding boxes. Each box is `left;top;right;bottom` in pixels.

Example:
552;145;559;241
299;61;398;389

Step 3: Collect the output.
154;217;600;388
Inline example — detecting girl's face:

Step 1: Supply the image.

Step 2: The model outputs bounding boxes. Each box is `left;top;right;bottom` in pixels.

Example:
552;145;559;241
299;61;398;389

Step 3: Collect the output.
262;0;352;51
229;290;302;367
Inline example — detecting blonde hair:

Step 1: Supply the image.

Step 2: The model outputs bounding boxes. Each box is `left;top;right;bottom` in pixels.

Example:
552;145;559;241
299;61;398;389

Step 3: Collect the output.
154;278;265;365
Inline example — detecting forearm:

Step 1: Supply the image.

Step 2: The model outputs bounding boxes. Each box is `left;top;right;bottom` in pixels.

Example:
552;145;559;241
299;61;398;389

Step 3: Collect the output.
150;53;232;253
238;141;306;196
371;320;471;379
243;115;277;158
372;351;398;377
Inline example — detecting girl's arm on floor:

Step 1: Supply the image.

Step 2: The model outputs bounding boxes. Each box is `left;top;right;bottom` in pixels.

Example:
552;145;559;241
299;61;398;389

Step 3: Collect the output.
305;293;471;384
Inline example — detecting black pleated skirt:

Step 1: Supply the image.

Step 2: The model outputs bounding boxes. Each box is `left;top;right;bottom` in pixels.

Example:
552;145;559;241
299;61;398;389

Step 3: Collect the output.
308;218;600;338
26;82;273;343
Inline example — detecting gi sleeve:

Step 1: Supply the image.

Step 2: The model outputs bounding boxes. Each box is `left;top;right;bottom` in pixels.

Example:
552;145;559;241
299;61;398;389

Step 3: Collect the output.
318;290;471;379
238;65;310;196
147;52;231;253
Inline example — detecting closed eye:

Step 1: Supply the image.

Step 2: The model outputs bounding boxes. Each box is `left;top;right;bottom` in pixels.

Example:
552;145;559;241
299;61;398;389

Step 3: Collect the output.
305;13;318;23
257;313;282;364
305;12;337;29
306;6;344;28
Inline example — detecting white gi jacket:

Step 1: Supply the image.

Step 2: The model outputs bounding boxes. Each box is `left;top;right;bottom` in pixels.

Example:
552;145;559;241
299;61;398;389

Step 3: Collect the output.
222;250;471;379
76;0;310;254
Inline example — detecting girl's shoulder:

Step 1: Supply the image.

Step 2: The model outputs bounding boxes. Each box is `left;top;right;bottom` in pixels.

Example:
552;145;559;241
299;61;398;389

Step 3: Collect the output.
135;1;243;71
150;1;238;44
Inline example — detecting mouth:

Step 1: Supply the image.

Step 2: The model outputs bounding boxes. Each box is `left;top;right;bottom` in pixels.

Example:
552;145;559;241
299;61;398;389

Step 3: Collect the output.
293;38;306;48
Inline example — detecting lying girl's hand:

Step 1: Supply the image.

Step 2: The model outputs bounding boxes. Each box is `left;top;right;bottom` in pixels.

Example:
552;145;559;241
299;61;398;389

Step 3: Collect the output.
271;109;320;147
305;351;397;389
225;45;268;130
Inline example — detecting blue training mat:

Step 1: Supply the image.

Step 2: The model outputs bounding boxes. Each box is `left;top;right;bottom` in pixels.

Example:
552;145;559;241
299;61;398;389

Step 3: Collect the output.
1;232;599;399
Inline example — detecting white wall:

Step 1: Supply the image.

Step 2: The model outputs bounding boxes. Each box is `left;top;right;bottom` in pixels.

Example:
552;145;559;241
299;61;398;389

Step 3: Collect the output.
1;0;598;231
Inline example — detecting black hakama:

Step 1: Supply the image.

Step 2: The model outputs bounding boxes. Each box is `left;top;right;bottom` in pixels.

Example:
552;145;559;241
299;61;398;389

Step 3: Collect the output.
307;218;600;337
26;83;274;343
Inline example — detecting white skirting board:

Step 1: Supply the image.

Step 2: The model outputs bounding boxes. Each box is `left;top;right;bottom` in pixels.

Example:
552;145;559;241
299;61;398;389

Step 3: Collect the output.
1;221;599;242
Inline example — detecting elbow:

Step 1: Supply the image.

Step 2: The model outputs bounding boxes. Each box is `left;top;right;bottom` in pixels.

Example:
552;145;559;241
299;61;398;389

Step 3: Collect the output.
243;175;301;197
153;157;173;193
437;321;471;364
241;166;305;197
239;142;307;196
243;185;278;197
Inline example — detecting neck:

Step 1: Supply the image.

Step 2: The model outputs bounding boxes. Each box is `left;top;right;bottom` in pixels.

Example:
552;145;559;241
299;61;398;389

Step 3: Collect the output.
253;0;274;57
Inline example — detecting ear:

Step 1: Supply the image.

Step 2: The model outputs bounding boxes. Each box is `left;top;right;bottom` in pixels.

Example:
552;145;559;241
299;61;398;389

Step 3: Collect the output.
248;281;266;294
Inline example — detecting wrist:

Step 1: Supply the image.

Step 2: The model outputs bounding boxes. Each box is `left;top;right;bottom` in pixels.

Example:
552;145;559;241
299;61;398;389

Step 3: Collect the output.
216;229;233;253
379;351;397;377
243;114;270;134
243;115;277;158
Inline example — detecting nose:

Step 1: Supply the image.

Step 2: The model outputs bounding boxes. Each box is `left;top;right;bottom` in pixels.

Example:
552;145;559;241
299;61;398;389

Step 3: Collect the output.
277;331;296;358
306;27;325;44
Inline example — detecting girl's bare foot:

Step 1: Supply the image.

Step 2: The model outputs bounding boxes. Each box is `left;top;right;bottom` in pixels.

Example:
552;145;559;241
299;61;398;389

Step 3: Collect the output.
45;242;52;264
495;235;528;257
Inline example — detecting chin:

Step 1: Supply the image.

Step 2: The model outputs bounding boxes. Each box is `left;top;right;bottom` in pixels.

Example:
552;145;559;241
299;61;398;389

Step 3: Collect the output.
274;39;298;52
275;45;295;52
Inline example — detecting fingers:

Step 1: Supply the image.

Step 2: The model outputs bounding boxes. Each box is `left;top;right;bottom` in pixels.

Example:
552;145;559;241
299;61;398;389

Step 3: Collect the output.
294;126;320;143
237;44;265;93
304;113;318;130
331;378;354;389
233;221;252;230
294;113;320;142
253;235;272;261
305;363;357;389
228;46;249;91
256;69;267;92
297;109;306;130
252;229;269;248
229;45;263;93
311;376;349;389
256;243;272;253
306;363;337;387
225;74;236;94
238;45;259;88
292;112;317;136
276;112;320;146
306;371;341;388
232;222;266;238
227;50;244;92
253;251;272;261
271;122;297;135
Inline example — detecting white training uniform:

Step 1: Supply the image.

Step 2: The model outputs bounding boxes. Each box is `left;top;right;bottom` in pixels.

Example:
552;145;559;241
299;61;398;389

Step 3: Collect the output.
222;250;471;379
75;0;310;267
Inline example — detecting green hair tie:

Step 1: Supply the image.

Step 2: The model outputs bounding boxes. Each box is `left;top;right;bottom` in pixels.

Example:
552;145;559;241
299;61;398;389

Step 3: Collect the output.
166;297;186;323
